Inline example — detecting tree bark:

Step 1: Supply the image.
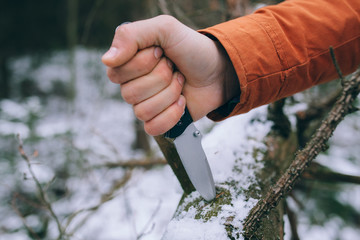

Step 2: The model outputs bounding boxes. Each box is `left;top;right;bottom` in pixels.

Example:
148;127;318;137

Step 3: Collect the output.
154;135;195;193
159;104;297;239
159;69;360;239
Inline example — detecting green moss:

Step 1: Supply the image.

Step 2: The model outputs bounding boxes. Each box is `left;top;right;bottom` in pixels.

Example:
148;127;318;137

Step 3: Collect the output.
181;187;233;222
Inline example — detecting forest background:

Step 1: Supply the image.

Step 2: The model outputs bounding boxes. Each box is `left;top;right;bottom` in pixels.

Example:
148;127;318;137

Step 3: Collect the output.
0;0;359;239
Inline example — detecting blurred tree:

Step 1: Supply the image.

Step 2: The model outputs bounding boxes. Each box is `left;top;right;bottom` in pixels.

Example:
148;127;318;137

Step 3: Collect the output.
0;0;149;99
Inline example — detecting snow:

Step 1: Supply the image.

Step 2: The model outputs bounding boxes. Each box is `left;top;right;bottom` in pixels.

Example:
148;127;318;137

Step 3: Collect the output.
164;219;229;240
163;107;272;240
1;48;359;240
0;99;29;119
0;119;29;137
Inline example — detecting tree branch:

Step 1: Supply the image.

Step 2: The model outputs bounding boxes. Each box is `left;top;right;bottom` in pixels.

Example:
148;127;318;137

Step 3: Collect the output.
98;158;167;169
329;46;344;85
302;162;360;184
11;194;42;240
296;88;341;147
243;68;360;238
284;201;300;240
154;135;195;193
64;170;132;236
17;135;64;239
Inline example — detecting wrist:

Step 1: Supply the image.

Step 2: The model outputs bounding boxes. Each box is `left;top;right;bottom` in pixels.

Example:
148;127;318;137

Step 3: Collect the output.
214;41;240;107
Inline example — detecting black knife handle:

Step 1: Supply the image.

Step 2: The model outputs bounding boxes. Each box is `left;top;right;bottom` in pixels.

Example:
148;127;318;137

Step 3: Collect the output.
164;106;193;139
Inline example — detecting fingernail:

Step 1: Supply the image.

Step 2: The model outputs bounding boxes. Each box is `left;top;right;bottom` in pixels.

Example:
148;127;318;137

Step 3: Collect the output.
154;47;163;59
177;72;184;86
167;58;173;70
103;47;118;59
177;96;185;107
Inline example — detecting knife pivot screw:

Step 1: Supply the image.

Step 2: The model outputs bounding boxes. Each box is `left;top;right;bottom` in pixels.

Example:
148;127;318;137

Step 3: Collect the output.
193;130;201;137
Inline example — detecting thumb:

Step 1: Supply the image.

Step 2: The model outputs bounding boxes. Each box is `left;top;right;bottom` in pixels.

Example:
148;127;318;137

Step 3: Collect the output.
102;15;180;67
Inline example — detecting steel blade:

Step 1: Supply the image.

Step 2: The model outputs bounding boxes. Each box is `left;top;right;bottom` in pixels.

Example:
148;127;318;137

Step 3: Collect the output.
173;123;216;201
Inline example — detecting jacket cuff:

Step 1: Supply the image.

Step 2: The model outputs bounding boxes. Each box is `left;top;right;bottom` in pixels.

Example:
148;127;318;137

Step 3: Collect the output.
199;13;287;121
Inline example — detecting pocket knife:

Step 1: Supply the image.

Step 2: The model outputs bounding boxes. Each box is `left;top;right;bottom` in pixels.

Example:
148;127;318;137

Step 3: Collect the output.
165;107;216;201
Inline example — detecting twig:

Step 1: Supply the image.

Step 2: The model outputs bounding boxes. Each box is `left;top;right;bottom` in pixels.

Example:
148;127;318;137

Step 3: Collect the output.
64;170;132;235
268;98;291;138
16;135;64;239
99;158;167;169
11;195;41;240
289;192;304;210
296;88;341;147
243;68;360;238
137;200;162;240
329;46;344;85
92;128;121;157
284;201;300;240
302;162;360;184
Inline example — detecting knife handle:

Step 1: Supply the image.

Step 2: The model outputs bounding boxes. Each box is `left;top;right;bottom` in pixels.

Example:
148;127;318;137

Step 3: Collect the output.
164;106;193;139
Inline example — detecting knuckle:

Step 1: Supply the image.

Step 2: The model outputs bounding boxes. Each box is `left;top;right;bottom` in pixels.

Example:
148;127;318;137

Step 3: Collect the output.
156;15;178;27
144;121;167;136
138;54;156;73
120;85;137;104
107;67;125;84
144;103;183;136
115;23;131;37
106;68;117;83
155;60;173;85
133;104;152;122
155;15;181;45
144;122;158;136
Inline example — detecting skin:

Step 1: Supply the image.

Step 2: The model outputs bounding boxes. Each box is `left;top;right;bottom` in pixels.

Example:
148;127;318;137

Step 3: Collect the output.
102;15;239;136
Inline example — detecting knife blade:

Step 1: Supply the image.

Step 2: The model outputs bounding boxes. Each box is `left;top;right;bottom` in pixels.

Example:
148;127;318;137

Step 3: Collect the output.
165;107;216;201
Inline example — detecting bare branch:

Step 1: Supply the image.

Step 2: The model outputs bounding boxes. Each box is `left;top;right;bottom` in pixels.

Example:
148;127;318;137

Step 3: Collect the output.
16;135;64;239
11;195;41;240
296;88;341;147
243;68;360;238
137;200;162;240
65;170;132;236
284;201;300;240
302;162;360;184
101;158;167;169
329;46;344;85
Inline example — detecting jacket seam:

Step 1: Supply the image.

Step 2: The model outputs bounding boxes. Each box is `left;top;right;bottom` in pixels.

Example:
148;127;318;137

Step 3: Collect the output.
247;33;360;84
248;16;291;70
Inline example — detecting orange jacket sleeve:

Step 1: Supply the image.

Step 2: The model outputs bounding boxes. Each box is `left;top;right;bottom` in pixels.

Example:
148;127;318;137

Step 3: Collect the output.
200;0;360;121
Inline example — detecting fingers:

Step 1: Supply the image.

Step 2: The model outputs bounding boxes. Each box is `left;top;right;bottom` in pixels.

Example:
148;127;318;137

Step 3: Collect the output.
120;57;173;105
133;72;184;122
101;15;225;135
113;52;185;136
102;15;181;68
144;95;186;136
107;46;163;85
128;68;186;136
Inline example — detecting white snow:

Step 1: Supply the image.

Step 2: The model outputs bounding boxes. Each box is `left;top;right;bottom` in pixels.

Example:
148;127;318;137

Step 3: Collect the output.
1;48;359;240
163;107;272;240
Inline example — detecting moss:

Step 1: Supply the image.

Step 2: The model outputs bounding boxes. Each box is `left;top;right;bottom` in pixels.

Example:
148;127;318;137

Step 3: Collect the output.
181;187;233;222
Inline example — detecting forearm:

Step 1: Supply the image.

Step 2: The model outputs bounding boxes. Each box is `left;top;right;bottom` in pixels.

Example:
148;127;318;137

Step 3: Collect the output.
201;0;360;121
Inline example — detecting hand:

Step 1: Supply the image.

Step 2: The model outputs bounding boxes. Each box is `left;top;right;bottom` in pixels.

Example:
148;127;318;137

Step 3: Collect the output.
102;15;238;136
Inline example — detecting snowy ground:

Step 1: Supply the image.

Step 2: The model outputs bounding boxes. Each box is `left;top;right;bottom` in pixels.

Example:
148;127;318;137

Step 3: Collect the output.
0;49;359;240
